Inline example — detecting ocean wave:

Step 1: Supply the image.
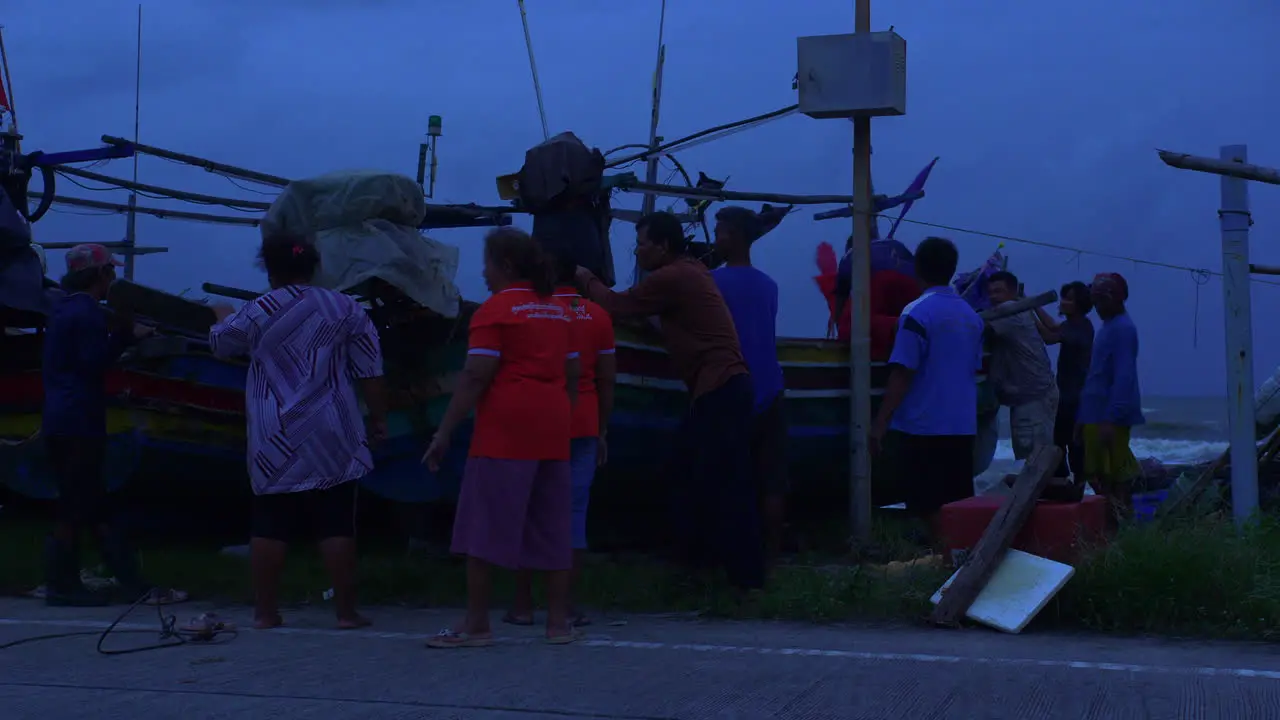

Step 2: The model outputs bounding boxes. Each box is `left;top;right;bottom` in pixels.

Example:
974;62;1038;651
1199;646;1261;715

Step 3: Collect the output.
993;437;1227;465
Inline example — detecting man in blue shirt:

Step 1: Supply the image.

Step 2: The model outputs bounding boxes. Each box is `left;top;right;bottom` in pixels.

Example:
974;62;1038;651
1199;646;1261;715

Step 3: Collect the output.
41;244;163;606
871;236;985;530
711;206;788;571
1076;272;1143;523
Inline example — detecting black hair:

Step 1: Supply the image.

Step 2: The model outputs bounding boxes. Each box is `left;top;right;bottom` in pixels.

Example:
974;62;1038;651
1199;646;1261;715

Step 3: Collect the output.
635;211;688;255
714;206;762;245
60;265;112;293
484;227;555;296
551;249;577;286
987;270;1018;290
1060;280;1093;315
913;236;960;286
258;233;321;284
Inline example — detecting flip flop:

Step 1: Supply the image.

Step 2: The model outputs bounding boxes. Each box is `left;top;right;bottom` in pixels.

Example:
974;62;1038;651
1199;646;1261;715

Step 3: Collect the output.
571;612;592;628
501;612;535;626
426;629;493;649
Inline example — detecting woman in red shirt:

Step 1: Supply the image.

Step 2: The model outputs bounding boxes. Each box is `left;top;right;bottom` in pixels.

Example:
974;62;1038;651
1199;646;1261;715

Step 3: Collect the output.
421;228;580;648
506;254;617;629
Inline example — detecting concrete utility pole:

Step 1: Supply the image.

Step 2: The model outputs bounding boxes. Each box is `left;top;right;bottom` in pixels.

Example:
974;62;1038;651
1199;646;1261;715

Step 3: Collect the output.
846;0;875;545
1158;145;1269;525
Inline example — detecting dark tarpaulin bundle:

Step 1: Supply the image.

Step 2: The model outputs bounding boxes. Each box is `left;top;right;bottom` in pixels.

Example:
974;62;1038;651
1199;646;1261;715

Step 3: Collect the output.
519;132;615;286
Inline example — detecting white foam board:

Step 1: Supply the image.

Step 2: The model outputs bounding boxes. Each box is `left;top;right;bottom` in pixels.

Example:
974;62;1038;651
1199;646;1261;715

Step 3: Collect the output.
930;548;1074;634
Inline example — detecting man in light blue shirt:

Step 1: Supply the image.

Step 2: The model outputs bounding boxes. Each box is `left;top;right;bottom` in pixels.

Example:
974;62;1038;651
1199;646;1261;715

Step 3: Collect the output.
871;236;985;526
711;206;788;573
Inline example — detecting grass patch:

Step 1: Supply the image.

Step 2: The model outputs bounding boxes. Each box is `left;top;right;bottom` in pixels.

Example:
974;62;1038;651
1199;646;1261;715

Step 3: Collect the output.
1053;515;1280;640
3;512;1280;639
0;516;944;623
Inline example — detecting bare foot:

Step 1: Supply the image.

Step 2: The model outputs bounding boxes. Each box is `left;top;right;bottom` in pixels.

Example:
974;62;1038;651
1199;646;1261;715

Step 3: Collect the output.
545;623;577;644
254;613;284;630
337;614;372;630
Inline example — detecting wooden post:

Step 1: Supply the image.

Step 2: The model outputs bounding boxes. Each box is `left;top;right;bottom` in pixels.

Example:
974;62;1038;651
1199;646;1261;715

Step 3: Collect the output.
1157;145;1268;525
848;0;874;545
1218;145;1260;524
929;444;1063;627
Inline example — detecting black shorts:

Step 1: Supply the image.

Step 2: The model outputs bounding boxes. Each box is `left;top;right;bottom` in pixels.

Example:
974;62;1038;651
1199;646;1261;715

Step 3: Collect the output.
750;392;789;497
888;431;975;516
45;435;109;527
251;482;358;543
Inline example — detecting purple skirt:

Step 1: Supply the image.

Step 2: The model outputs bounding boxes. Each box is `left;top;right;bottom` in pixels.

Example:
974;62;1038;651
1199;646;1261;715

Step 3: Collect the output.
451;457;572;571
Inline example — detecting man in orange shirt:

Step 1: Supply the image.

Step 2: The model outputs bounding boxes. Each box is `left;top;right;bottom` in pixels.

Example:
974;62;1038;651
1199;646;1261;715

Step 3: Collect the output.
575;211;764;592
506;253;616;629
421;228;579;647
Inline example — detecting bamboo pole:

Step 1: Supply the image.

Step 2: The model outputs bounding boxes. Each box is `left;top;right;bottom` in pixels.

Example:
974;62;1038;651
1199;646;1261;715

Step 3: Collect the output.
848;0;874;544
56;165;270;210
101;135;290;187
617;179;857;206
29;192;261;226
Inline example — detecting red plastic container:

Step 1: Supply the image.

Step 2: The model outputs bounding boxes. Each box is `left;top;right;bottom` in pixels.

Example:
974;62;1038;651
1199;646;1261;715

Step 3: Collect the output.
937;495;1108;565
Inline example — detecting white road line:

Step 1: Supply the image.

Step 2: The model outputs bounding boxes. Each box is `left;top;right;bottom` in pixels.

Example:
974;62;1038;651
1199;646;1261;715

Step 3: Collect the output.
3;616;1279;681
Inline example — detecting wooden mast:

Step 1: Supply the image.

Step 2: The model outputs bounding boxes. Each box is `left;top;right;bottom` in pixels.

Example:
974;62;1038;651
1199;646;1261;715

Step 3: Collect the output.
123;4;143;280
635;0;668;281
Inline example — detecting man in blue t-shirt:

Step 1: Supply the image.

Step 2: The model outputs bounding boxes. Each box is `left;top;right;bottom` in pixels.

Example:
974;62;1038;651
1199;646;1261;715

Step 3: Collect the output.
711;206;788;571
1076;272;1144;523
871;236;985;531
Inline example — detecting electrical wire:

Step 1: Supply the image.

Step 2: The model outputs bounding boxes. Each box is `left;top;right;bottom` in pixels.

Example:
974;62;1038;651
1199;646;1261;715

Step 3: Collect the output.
0;590;237;656
605;104;800;169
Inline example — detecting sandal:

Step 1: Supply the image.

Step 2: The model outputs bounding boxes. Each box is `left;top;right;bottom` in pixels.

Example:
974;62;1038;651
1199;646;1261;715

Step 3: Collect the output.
570;612;592;628
501;612;535;626
179;613;236;638
425;629;493;649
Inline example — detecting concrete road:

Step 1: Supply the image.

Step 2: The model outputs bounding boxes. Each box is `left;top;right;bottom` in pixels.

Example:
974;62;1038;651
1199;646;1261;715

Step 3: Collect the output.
1;598;1279;719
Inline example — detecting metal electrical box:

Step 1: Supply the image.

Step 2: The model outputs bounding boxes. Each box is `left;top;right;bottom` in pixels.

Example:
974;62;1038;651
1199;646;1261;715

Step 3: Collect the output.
796;31;907;119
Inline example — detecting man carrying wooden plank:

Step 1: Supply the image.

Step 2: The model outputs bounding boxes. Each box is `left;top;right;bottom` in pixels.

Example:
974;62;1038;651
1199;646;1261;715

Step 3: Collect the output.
984;271;1059;462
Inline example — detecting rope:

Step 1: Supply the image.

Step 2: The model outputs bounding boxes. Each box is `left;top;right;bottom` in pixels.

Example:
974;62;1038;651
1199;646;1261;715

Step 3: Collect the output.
1191;269;1211;347
876;211;1280;289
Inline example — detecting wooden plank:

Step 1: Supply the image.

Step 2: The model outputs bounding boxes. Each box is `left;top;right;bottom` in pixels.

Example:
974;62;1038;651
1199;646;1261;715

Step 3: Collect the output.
978;291;1057;322
201;283;258;302
929;443;1063;627
108;279;218;335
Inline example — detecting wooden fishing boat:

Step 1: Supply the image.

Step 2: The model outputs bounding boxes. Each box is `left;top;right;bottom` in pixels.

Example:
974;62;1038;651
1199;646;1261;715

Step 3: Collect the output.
0;301;998;507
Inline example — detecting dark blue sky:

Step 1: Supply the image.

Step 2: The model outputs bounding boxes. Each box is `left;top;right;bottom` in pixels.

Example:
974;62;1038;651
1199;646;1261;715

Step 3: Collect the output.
6;0;1279;396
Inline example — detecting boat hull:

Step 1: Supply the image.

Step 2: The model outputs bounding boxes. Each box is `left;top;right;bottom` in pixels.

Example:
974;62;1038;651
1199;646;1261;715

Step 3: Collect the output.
0;323;997;508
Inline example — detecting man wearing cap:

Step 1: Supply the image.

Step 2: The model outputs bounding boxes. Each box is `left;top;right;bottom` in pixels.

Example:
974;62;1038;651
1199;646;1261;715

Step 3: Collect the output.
40;243;176;605
1076;272;1143;523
